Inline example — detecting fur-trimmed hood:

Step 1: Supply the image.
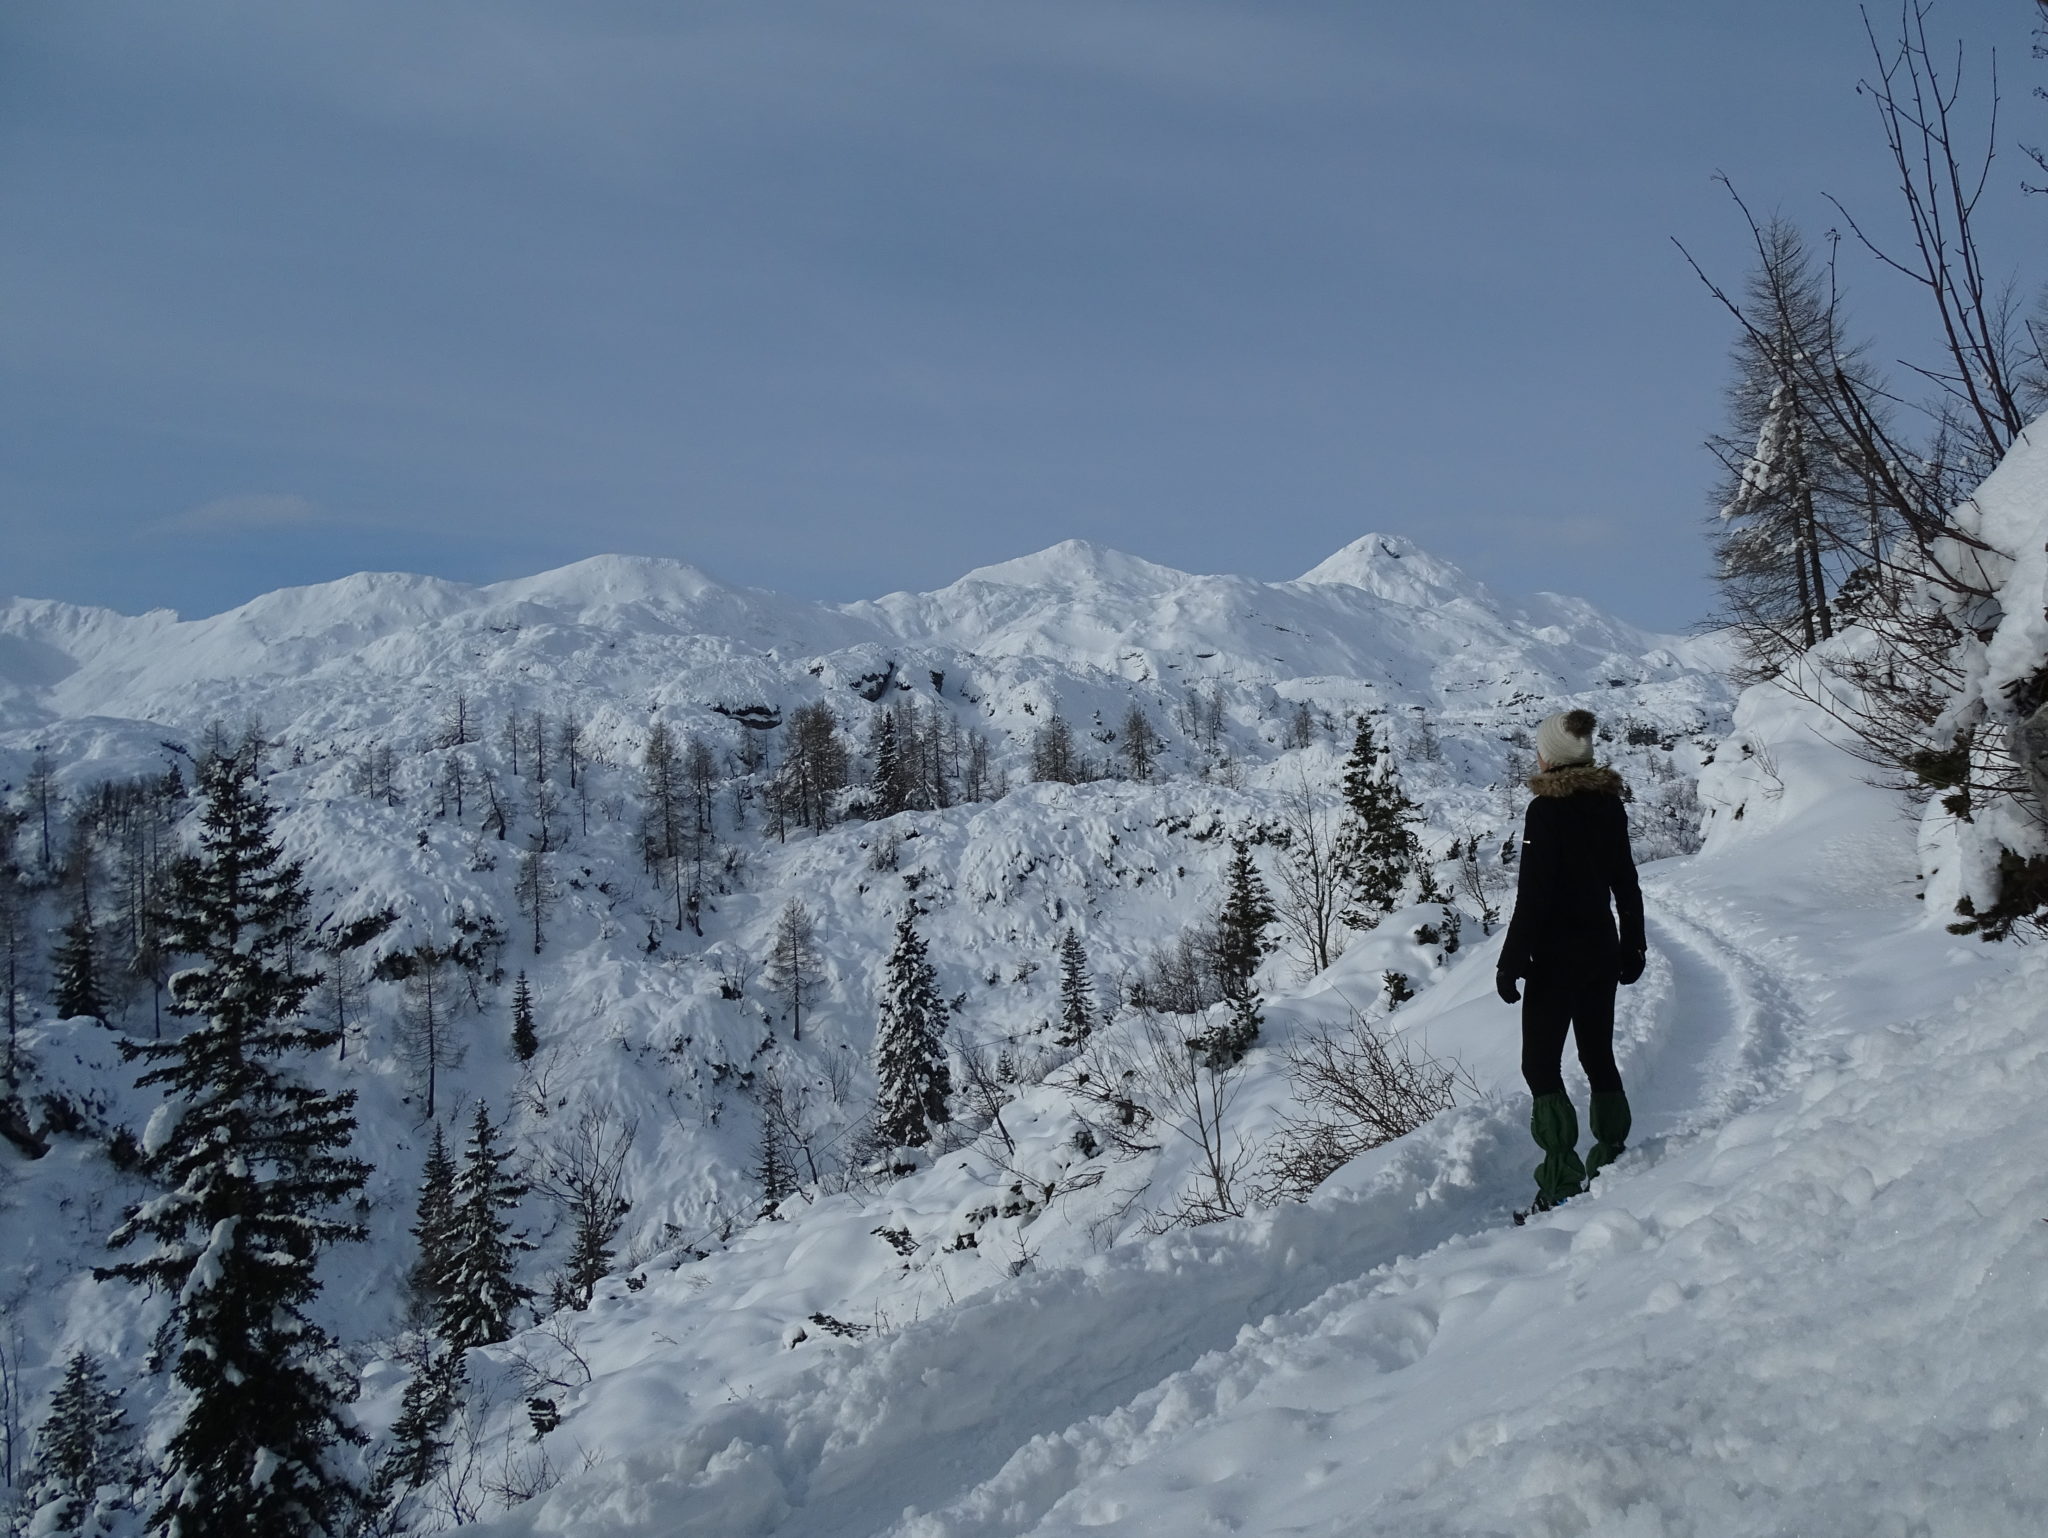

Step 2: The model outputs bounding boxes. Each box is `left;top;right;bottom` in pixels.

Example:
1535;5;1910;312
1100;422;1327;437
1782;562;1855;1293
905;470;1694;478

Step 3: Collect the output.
1527;763;1629;800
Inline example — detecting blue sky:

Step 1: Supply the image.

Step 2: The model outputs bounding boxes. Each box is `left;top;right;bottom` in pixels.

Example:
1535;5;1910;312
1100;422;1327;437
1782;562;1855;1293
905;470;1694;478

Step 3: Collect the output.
2;1;2040;631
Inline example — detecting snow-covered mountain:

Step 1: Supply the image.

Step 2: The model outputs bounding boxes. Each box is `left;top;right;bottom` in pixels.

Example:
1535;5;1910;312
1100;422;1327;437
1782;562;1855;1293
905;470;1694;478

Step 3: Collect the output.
0;533;1719;752
0;533;1773;1534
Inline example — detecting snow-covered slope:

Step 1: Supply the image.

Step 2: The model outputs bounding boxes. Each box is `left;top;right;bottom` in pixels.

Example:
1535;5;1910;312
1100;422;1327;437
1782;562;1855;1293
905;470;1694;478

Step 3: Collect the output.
849;533;1714;693
445;659;2042;1538
0;535;1717;749
0;536;1753;1533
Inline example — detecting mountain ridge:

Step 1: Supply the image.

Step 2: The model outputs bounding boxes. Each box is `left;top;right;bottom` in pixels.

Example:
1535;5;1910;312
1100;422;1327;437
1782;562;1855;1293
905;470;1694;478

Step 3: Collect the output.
0;533;1707;745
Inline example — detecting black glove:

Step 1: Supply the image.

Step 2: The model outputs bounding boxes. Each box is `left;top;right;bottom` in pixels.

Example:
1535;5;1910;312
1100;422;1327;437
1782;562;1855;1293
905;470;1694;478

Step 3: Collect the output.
1617;948;1646;986
1495;970;1520;1005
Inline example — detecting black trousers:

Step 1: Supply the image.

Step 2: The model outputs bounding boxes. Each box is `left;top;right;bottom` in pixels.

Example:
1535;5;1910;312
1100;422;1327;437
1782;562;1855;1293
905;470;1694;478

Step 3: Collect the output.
1520;967;1624;1099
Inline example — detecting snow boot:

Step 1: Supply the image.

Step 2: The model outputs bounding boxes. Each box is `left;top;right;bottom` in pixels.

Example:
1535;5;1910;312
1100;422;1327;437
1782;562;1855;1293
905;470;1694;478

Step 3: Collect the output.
1585;1090;1631;1180
1529;1092;1586;1209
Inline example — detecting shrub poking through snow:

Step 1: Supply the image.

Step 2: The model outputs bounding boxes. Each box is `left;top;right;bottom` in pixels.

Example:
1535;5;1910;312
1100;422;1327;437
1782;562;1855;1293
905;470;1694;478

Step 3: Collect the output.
1261;1010;1468;1201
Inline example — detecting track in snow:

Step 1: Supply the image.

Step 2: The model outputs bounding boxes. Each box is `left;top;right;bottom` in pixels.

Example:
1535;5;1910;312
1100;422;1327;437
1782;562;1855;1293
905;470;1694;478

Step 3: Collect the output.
1624;896;1807;1145
487;860;1822;1538
871;866;1820;1537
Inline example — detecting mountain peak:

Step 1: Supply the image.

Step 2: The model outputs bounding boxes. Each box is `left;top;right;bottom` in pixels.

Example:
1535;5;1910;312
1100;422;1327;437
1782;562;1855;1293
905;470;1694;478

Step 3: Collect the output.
484;553;731;609
1294;534;1485;607
950;540;1191;594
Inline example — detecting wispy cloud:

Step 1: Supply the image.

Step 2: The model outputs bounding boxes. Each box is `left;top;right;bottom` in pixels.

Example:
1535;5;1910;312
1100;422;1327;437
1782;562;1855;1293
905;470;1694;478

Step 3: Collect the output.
161;493;325;533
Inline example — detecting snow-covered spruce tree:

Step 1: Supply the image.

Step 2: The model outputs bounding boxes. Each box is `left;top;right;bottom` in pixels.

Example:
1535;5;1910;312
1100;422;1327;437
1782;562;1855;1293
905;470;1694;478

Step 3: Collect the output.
96;749;368;1538
1333;718;1434;930
1188;842;1276;1071
50;854;107;1025
366;1345;464;1520
1055;928;1098;1049
407;1121;459;1311
17;1348;133;1536
438;1100;534;1352
1212;840;1276;1004
872;905;951;1151
868;709;912;818
510;970;538;1062
1192;994;1264;1076
780;703;848;834
1681;30;2031;860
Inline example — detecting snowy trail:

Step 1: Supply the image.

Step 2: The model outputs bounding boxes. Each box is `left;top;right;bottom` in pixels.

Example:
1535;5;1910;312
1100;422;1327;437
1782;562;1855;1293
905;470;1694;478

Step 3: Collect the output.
484;1111;1531;1538
870;862;1824;1538
489;849;1849;1538
1625;899;1805;1142
466;686;2048;1538
868;860;2048;1537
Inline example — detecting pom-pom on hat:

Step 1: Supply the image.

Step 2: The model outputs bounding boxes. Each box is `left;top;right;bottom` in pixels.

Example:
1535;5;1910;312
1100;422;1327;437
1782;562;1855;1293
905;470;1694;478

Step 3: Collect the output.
1536;710;1597;768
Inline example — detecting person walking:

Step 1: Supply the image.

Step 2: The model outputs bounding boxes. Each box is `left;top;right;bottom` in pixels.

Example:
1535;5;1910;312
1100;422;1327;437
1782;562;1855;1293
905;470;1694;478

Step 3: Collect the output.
1496;709;1646;1214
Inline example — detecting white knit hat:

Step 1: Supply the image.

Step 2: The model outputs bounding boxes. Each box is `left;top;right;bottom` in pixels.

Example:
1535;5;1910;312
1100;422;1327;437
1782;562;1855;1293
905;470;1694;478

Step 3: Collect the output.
1535;710;1597;768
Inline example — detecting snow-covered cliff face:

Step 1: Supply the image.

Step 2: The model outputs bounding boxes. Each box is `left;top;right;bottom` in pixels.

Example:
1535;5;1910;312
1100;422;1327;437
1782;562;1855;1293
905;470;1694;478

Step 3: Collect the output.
0;535;1732;1532
1921;416;2048;914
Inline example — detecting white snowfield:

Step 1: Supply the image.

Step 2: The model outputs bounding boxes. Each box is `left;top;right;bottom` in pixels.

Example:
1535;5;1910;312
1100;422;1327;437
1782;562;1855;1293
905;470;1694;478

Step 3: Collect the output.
0;534;1720;754
0;530;1726;1384
3;527;2040;1535
443;695;2047;1536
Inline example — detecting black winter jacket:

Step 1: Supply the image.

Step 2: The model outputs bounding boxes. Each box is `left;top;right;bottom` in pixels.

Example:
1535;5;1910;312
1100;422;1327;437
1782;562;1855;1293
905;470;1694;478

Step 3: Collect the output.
1499;764;1645;979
